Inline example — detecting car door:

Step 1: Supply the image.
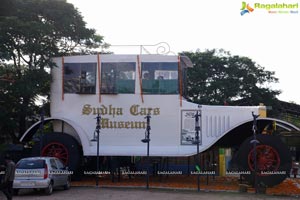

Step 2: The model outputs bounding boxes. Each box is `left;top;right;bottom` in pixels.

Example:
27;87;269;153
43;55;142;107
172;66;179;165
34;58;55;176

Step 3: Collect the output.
50;158;62;186
55;158;69;186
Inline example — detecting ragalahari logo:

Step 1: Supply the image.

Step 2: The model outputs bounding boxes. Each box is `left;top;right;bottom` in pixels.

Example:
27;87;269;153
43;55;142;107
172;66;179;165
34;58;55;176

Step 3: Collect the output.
241;2;254;15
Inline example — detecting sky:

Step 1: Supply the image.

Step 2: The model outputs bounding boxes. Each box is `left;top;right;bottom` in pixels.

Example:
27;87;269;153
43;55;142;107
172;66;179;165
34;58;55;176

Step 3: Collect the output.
67;0;300;104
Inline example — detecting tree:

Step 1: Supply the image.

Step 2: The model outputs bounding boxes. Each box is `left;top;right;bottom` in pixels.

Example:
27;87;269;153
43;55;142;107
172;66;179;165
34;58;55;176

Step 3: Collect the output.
0;0;106;143
183;49;280;108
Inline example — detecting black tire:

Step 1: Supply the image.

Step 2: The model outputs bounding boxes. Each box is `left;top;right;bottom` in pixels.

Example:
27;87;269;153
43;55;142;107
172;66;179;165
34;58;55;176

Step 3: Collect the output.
45;182;53;195
236;134;292;187
31;133;83;178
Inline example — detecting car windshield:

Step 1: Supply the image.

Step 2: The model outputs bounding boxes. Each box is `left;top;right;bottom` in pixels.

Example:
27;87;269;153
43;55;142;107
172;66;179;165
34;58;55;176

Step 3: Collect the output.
16;159;45;169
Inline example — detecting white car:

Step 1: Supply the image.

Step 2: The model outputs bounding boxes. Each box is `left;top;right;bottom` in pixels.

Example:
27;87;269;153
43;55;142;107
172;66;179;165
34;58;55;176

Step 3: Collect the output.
13;157;71;195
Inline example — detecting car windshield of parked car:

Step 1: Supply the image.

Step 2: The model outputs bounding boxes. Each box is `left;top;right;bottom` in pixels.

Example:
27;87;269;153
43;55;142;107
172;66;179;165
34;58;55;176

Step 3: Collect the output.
17;159;45;169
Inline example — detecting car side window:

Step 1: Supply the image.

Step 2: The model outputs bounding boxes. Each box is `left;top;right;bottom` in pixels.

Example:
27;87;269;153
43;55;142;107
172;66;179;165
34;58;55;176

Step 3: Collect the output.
141;62;179;94
50;159;58;169
55;159;65;170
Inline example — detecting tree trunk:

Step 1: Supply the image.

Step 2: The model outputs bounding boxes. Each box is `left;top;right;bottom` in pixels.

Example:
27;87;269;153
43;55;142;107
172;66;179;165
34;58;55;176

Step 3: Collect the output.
18;96;30;141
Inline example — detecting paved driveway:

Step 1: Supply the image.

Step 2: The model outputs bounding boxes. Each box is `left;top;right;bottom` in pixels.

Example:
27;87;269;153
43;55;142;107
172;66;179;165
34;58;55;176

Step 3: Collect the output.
1;187;298;200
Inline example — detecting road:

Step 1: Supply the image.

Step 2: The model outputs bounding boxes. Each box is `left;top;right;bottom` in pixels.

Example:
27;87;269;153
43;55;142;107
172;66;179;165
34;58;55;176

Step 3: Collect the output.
1;187;299;200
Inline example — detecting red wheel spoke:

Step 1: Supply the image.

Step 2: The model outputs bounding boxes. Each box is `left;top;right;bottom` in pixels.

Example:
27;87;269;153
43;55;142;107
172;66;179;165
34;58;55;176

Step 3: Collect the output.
248;144;280;176
42;142;69;165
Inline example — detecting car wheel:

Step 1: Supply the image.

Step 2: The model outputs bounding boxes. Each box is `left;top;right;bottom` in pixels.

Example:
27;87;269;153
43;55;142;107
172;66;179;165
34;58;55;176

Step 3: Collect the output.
45;182;53;195
64;177;71;190
236;134;292;187
31;132;82;178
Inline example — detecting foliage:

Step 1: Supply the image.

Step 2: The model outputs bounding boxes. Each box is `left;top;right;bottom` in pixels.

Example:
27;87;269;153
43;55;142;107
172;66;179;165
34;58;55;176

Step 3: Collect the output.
0;0;106;143
182;49;280;108
0;0;16;17
0;64;50;143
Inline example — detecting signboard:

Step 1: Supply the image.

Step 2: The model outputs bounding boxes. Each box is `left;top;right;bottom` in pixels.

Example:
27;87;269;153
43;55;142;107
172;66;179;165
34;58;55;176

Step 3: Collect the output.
181;110;201;145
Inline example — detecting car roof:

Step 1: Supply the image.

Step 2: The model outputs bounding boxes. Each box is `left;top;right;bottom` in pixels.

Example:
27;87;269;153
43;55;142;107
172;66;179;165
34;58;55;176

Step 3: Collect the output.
19;157;57;161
